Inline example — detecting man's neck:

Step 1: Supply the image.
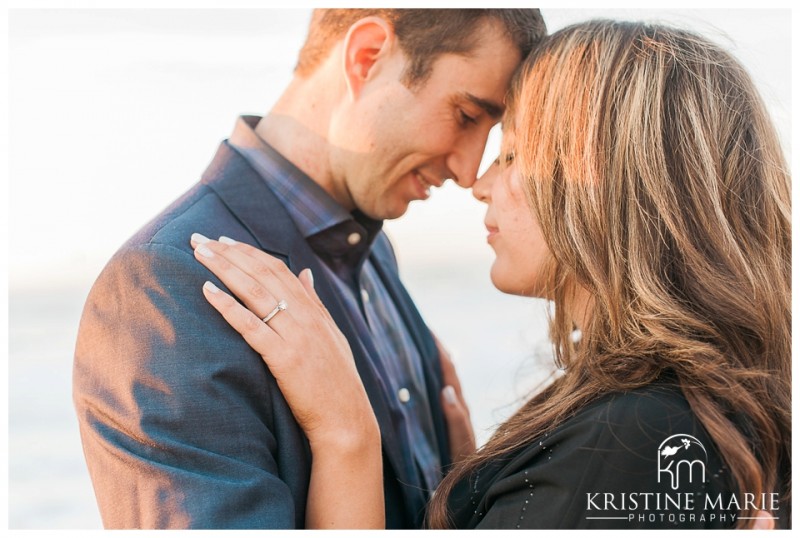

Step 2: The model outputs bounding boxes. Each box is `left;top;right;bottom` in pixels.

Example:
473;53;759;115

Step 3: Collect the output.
256;76;350;210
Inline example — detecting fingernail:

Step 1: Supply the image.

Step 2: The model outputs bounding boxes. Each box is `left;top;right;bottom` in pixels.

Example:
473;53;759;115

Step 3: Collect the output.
191;233;210;244
306;268;314;288
219;236;237;245
203;281;219;293
443;385;456;405
196;244;214;258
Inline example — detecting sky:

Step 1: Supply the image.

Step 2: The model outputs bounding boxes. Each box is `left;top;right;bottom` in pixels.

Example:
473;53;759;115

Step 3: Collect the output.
6;5;792;293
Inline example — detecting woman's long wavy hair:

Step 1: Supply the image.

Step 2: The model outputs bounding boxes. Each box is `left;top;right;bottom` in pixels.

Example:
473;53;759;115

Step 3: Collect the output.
427;20;791;529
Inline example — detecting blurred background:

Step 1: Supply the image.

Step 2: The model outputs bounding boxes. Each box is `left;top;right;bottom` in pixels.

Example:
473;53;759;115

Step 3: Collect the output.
7;6;790;528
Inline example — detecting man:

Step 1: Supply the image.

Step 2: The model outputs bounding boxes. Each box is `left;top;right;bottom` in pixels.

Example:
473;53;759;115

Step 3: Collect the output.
74;9;546;529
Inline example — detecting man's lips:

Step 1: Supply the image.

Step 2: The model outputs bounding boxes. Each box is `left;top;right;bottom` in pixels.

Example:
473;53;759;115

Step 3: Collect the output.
412;170;444;199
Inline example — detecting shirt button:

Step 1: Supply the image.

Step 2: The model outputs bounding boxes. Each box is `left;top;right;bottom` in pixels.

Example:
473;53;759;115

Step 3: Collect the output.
347;232;362;245
398;388;411;403
361;288;370;303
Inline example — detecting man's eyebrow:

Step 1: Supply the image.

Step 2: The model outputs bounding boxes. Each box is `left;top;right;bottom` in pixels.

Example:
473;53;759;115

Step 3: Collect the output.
462;92;505;120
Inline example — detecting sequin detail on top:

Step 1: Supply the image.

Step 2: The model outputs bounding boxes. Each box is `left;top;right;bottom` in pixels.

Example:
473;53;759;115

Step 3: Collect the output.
469;470;483;518
516;469;536;528
516;433;551;529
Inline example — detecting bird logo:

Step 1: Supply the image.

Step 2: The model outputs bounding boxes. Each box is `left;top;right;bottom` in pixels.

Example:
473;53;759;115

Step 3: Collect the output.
657;434;708;490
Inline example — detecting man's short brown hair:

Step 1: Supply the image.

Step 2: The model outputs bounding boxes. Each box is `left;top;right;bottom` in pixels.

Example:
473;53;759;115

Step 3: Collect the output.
295;9;547;87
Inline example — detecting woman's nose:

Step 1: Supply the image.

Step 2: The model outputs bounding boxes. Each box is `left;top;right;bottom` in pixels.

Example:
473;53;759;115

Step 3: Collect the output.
472;161;498;203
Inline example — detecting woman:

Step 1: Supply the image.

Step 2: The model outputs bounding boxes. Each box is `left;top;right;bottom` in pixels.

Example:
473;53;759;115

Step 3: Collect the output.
191;20;790;529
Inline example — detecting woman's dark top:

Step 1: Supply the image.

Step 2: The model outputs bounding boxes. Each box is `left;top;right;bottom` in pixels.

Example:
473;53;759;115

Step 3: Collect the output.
445;384;753;529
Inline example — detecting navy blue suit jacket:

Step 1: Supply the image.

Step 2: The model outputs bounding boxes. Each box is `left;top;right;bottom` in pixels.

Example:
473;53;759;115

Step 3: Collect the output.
74;142;451;528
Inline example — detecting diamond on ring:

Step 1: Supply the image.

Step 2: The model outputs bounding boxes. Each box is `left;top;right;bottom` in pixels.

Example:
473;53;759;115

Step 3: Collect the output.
261;299;287;325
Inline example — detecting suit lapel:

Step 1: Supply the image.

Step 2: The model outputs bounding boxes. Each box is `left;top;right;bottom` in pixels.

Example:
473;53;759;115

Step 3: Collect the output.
201;142;422;515
201;141;295;256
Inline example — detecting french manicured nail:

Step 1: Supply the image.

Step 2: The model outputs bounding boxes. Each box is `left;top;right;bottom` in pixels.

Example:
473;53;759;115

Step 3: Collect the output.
304;268;315;288
203;281;219;293
196;244;214;258
443;385;457;405
219;236;237;245
191;233;210;244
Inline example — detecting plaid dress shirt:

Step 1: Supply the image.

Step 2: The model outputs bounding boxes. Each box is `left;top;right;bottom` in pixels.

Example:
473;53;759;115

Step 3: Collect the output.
229;115;442;494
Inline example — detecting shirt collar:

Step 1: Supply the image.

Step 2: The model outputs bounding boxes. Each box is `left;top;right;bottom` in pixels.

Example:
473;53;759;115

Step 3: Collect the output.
227;115;382;261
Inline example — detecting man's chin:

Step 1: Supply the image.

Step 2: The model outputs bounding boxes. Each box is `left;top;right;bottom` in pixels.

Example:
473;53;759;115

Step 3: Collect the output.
366;202;411;221
384;207;411;220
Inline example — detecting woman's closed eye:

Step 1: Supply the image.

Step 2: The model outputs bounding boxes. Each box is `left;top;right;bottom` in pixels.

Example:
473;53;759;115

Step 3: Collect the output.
493;152;515;167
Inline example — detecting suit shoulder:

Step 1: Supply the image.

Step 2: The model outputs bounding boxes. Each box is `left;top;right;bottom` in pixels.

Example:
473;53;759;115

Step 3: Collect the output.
122;184;237;253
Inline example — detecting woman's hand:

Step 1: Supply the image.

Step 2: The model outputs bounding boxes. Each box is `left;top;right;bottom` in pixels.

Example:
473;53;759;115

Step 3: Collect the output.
191;233;384;528
435;335;476;464
191;233;376;448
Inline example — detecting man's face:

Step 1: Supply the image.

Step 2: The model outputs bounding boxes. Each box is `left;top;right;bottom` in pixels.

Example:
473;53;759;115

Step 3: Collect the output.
330;23;522;220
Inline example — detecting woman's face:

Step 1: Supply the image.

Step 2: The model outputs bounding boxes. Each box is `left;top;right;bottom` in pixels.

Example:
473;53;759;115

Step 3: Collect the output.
472;148;552;298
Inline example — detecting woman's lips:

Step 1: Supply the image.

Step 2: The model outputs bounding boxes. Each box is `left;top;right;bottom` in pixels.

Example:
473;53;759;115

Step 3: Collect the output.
485;224;499;243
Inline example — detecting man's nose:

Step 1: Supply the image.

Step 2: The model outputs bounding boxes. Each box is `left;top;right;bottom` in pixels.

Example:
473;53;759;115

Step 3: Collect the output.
447;131;490;188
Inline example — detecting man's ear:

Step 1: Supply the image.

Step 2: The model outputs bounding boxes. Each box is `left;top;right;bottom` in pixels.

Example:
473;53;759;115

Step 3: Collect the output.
342;17;395;100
